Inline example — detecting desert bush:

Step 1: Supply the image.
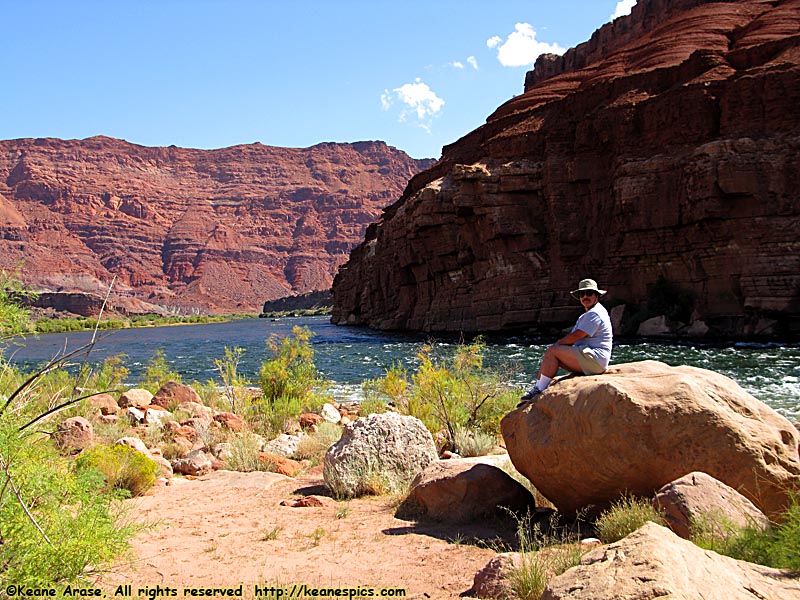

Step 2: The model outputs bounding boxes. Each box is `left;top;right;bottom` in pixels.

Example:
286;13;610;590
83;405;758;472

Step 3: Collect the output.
1;365;137;586
594;494;666;543
254;326;325;434
294;421;343;463
214;345;249;413
453;426;497;457
141;348;182;393
75;443;158;497
506;510;585;600
225;433;270;472
370;340;517;451
0;269;35;337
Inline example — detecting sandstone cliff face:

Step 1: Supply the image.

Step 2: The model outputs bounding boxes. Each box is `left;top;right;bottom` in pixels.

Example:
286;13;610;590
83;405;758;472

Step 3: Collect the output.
0;137;433;314
332;0;800;337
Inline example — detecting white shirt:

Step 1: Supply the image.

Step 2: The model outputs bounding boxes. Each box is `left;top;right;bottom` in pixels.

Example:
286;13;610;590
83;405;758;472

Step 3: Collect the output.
572;303;613;369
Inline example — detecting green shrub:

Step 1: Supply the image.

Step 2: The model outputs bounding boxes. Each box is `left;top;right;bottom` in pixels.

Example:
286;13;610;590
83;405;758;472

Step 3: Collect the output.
595;494;665;543
693;492;800;571
76;444;158;497
506;511;585;600
372;340;516;452
225;433;270;472
294;422;343;463
141;348;182;393
254;326;325;434
214;345;249;413
0;420;136;587
453;426;497;457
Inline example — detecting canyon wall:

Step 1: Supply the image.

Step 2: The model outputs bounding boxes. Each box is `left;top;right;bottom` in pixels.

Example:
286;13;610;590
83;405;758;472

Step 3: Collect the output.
332;0;800;338
0;137;433;314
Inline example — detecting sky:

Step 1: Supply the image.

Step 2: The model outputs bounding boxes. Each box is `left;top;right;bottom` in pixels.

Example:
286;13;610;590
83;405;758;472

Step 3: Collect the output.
1;0;637;159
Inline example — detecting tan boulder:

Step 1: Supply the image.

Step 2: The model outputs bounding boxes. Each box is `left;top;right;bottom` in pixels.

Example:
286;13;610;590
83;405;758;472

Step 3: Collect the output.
151;381;202;409
541;522;800;599
654;471;770;539
405;457;534;521
118;388;154;408
86;392;119;416
501;361;800;519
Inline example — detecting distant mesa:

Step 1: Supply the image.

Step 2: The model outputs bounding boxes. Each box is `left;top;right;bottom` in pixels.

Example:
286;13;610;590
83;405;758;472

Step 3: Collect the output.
0;136;434;315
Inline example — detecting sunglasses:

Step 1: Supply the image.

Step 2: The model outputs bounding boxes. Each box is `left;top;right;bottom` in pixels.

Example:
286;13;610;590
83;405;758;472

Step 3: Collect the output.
579;291;597;298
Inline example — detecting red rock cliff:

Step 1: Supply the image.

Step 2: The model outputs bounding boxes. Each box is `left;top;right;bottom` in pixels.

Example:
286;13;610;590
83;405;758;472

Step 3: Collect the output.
331;0;800;338
0;137;433;314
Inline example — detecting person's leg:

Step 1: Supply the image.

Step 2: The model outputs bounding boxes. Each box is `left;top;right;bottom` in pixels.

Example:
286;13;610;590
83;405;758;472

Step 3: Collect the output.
520;344;585;403
538;344;583;379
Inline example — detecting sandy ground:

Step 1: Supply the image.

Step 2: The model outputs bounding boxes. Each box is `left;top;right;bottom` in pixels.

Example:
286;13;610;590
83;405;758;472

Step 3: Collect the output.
97;468;517;600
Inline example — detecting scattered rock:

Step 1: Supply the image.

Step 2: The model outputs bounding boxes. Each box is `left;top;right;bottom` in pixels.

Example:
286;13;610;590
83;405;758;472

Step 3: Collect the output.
471;553;522;600
320;403;342;424
280;495;338;508
126;406;147;425
152;381;202;409
86;392;119;416
143;407;173;427
654;471;770;539
53;416;94;450
172;450;213;476
404;457;534;521
502;361;800;519
115;436;150;455
299;413;324;430
176;402;214;425
542;522;800;599
214;412;247;431
211;443;233;461
259;452;303;477
118;388;154;408
324;412;438;498
262;433;305;458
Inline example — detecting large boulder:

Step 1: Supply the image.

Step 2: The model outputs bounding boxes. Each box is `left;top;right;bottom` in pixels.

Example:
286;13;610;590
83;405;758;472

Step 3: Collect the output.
654;471;770;539
501;361;800;519
405;456;534;521
323;412;438;498
541;522;800;599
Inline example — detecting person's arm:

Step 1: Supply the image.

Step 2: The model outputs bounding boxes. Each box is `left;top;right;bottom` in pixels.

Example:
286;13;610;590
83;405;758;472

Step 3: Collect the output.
556;329;588;346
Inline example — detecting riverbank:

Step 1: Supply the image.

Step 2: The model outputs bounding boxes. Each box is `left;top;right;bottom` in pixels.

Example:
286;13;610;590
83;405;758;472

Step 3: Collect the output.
29;311;258;334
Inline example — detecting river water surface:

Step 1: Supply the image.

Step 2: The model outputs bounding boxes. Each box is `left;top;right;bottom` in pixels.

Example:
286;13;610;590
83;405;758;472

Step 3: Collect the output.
3;316;798;420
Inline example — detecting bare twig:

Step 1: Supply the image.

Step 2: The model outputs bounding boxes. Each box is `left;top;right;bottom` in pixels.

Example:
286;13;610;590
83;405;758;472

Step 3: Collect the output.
0;452;52;546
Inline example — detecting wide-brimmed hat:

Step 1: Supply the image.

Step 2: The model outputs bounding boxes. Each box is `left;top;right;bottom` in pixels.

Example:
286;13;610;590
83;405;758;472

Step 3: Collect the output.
570;278;607;298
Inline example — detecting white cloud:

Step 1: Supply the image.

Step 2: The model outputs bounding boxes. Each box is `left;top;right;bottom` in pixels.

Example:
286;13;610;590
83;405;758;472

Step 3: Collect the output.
487;23;566;68
381;78;445;130
467;56;478;70
451;61;465;69
450;56;478;70
611;0;637;19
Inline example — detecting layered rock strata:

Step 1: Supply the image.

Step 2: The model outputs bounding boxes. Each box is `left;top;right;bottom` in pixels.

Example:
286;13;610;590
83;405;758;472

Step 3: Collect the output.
0;137;433;314
331;0;800;336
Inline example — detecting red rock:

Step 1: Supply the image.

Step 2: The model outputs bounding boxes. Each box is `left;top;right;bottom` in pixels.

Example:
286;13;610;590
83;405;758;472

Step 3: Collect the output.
299;413;324;429
214;412;247;431
151;381;201;409
259;452;303;477
279;495;337;508
0;138;432;314
331;0;800;336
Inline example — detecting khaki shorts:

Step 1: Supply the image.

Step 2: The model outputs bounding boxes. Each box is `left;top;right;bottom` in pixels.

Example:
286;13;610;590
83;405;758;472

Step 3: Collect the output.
571;346;606;375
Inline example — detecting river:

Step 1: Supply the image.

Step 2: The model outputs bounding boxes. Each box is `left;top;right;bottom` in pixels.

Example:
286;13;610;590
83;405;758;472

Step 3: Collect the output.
2;315;798;420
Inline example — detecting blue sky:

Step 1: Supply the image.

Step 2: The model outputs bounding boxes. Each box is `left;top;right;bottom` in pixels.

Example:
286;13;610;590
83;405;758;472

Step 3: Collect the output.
1;1;636;159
